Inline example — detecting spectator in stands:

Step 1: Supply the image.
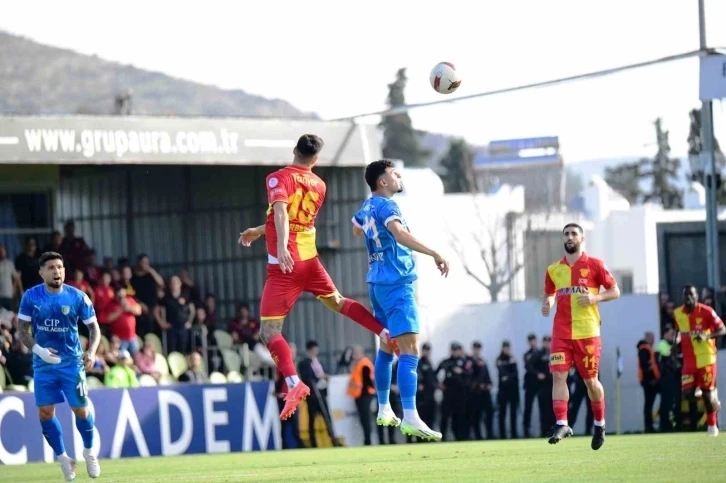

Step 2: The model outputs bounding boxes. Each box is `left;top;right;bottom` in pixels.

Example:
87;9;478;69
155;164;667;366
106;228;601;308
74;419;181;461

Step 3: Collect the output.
131;254;165;338
110;268;122;290
0;244;23;311
68;268;94;304
106;350;140;388
134;341;160;382
0;307;17;337
204;294;218;330
178;269;201;305
104;335;122;367
228;302;260;348
178;352;209;384
94;271;115;335
156;275;194;354
85;250;101;286
298;340;337;448
42;231;62;255
190;306;210;353
120;266;137;297
102;256;115;272
14;237;41;291
86;343;110;383
59;220;90;273
107;287;143;356
3;338;33;387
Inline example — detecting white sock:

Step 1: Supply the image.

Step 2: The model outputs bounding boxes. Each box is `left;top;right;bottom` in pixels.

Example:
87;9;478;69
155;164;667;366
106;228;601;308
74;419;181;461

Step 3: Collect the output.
403;409;419;421
285;375;299;388
556;420;568;426
594;420;605;427
378;403;392;414
58;452;68;459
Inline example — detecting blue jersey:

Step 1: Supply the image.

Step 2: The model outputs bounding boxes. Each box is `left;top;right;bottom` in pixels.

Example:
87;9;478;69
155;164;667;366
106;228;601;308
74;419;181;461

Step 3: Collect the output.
352;195;417;285
18;284;97;373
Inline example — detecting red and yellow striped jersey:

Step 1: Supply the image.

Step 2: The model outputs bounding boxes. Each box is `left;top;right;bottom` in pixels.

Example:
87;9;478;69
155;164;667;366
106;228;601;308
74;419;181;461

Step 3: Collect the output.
265;165;326;262
673;303;723;370
544;253;616;340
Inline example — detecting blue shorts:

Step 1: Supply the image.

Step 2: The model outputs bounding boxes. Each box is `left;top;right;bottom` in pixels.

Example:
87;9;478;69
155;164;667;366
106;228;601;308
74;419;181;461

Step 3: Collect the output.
34;364;89;408
368;283;419;338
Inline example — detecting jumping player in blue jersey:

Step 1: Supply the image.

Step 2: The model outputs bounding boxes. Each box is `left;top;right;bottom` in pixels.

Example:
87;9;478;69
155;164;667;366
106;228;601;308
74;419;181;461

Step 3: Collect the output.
17;252;102;481
352;159;449;440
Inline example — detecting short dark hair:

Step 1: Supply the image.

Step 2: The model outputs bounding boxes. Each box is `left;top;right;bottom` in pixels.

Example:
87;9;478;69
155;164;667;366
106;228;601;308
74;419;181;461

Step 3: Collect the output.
306;340;318;350
682;284;697;294
365;159;396;192
39;251;64;267
295;134;324;160
563;223;583;234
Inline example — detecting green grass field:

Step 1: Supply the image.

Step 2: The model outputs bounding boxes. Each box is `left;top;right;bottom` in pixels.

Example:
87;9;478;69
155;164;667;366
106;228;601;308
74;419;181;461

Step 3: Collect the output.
1;433;723;483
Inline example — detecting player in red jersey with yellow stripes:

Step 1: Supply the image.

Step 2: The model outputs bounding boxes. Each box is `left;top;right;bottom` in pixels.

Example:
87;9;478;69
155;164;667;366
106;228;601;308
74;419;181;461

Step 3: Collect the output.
673;284;725;437
541;223;620;449
238;134;399;421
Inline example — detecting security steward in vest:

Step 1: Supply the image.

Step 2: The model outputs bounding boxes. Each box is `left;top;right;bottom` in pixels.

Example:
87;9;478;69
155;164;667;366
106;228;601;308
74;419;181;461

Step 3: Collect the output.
637;331;661;433
347;345;376;446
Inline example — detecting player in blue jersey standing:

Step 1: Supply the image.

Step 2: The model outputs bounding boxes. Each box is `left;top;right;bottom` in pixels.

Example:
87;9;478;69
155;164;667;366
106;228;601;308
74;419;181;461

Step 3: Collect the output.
352;159;449;440
17;252;101;481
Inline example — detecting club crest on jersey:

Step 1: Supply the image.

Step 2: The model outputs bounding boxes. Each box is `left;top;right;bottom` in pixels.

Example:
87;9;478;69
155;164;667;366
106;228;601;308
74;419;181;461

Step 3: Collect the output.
268;177;279;188
585;344;595;355
580;268;589;277
61;306;70;315
695;318;703;325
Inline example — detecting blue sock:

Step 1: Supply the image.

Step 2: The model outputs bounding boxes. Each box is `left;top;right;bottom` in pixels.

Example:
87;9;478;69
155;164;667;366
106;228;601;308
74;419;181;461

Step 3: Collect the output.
397;354;419;411
75;413;95;449
374;349;394;406
40;417;66;456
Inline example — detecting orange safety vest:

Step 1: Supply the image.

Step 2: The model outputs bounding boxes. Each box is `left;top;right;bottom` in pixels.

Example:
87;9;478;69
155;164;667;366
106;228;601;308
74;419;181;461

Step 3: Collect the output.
347;357;375;399
637;341;661;383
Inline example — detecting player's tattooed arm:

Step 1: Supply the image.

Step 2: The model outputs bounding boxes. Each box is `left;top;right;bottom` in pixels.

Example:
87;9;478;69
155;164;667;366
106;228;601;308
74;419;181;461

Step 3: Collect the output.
86;320;101;355
260;320;284;345
17;319;36;351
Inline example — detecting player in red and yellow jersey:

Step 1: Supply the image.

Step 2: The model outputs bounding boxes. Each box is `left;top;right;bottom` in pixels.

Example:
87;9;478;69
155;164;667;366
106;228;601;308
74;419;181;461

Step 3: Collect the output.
541;223;620;450
673;284;725;437
238;134;398;421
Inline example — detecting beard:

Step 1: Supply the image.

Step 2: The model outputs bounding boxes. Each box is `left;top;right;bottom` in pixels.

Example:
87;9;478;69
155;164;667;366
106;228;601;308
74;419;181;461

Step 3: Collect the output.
564;242;580;254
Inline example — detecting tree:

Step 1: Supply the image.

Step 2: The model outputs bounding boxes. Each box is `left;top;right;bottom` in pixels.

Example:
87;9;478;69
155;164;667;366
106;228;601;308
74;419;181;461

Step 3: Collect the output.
604;118;682;208
379;68;429;167
449;204;523;302
439;138;476;193
687;108;726;204
604;163;643;204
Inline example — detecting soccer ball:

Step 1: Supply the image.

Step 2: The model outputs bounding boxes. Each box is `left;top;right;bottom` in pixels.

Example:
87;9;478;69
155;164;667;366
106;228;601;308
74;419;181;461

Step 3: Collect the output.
429;62;462;95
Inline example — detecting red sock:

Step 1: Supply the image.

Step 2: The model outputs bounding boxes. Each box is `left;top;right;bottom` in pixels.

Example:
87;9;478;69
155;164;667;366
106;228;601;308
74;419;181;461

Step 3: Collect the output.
341;299;385;335
707;411;717;426
553;399;568;423
266;334;296;378
591;399;605;422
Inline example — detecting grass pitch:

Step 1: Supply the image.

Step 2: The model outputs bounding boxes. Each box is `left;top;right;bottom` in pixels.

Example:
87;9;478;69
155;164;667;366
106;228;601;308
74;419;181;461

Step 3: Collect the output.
1;433;723;483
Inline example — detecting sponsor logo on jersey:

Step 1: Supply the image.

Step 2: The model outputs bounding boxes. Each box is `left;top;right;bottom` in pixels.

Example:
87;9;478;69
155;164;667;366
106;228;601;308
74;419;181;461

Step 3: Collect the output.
556;286;590;296
550;352;566;365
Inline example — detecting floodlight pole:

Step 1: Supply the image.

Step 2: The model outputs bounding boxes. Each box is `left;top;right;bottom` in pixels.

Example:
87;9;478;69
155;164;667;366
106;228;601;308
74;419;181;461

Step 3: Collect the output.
698;0;721;301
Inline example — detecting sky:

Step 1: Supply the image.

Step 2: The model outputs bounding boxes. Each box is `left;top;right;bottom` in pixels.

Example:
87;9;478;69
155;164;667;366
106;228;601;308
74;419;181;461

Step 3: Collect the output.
2;0;725;163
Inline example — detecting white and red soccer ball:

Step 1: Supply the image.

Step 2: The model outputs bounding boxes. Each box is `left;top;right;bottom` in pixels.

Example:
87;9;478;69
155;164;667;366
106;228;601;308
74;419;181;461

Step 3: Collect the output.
429;62;462;95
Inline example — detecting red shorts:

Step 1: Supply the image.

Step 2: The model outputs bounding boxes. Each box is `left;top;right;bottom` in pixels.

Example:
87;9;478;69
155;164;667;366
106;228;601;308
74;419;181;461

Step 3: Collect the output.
260;257;338;320
549;336;602;379
681;364;717;391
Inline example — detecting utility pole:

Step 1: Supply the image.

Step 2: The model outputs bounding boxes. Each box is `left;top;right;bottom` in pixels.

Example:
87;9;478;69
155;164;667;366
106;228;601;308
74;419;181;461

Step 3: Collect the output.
698;0;721;304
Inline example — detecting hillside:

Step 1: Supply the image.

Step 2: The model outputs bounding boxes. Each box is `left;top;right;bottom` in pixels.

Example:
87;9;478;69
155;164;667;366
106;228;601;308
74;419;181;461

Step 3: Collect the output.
0;31;313;118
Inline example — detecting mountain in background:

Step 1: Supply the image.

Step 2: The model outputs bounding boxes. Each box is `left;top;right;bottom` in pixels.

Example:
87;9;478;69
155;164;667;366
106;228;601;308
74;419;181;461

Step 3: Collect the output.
0;30;314;118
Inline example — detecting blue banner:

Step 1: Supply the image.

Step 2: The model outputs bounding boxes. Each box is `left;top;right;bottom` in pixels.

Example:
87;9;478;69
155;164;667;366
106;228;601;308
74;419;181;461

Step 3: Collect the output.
0;382;282;465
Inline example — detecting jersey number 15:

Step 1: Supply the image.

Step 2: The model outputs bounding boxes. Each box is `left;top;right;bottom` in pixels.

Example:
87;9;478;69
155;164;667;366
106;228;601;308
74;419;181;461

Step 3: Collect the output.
288;188;319;224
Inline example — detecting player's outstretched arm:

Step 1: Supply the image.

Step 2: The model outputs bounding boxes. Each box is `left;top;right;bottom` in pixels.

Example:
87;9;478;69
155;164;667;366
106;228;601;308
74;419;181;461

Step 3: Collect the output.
386;220;449;276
